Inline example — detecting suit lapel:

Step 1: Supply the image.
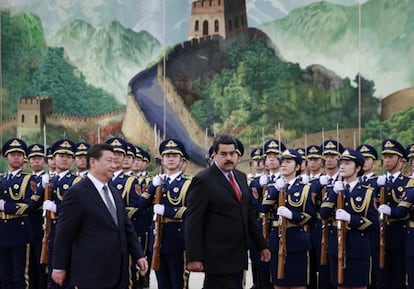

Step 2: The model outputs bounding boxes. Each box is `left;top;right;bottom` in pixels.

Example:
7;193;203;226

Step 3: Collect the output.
212;164;243;203
84;178;119;228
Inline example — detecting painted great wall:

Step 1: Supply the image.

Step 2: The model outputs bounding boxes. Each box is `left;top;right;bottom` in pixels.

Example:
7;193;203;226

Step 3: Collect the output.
3;0;414;172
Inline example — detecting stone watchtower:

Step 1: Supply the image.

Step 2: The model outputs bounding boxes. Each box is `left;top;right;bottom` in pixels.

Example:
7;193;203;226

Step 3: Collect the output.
189;0;249;43
17;96;52;138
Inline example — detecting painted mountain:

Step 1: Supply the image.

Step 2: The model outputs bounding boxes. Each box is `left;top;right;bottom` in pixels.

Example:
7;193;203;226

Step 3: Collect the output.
8;0;411;100
260;0;414;97
11;0;364;45
48;20;161;104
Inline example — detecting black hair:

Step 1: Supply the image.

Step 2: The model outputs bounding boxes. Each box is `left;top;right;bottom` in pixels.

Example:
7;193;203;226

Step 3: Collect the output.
212;134;238;154
86;143;114;169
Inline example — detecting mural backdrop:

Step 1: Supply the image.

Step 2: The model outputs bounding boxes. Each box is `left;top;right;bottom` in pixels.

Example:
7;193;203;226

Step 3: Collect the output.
0;0;413;165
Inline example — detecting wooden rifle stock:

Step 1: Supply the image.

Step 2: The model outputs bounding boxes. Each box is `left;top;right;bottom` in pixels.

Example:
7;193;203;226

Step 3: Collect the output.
40;184;52;264
337;189;346;284
320;186;328;265
262;184;269;242
277;187;287;279
379;186;385;268
151;185;163;270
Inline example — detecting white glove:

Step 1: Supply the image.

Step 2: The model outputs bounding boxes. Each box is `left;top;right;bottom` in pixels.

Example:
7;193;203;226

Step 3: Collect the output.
378;204;391;216
333;181;345;194
259;175;268;187
301;174;310;184
335;209;351;222
41;174;50;189
275;178;286;191
152;175;162;187
43;200;57;213
377;175;386;186
319;175;329;186
277;206;293;220
0;199;5;211
153;204;165;216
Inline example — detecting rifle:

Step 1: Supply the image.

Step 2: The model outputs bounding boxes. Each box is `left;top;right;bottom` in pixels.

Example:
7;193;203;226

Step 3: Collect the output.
277;185;287;279
379;185;385;268
40;183;52;264
320;185;328;265
337;186;346;284
151;180;164;270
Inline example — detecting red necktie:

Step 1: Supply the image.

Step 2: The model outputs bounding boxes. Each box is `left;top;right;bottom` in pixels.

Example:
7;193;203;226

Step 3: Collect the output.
228;172;242;202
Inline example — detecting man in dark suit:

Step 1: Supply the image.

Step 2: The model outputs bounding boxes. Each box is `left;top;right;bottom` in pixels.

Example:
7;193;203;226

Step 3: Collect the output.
51;143;148;289
185;134;271;289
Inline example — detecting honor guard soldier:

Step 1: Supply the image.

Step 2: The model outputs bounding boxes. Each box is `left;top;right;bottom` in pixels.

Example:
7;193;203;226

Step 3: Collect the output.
318;140;344;289
320;148;377;288
132;146;148;177
105;137;139;198
74;142;90;177
133;147;153;289
138;139;192;289
263;139;286;184
356;144;380;289
27;143;47;289
322;140;344;183
378;183;414;289
0;138;43;289
266;149;315;289
375;139;414;289
122;142;137;176
307;145;324;180
248;147;265;184
258;139;287;271
304;144;326;289
42;139;82;289
247;147;271;289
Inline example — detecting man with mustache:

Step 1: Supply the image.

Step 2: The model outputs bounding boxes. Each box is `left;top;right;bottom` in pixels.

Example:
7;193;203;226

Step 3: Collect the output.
185;134;271;289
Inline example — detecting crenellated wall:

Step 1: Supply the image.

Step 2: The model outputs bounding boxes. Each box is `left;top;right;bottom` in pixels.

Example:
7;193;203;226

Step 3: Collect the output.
46;108;125;132
122;93;156;151
157;62;212;150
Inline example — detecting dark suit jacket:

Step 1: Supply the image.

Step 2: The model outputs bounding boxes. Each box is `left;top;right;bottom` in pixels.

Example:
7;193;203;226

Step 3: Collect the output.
185;163;267;274
53;177;144;288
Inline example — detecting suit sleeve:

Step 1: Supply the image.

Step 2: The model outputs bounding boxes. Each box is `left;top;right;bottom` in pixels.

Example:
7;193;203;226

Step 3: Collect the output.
53;187;83;270
185;175;209;262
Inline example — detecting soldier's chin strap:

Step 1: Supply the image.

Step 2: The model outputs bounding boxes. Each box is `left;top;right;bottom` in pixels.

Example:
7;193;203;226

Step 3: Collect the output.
388;156;402;176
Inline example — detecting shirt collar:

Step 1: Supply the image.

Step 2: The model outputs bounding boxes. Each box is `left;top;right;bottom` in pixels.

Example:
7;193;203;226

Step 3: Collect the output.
87;173;106;192
166;171;182;183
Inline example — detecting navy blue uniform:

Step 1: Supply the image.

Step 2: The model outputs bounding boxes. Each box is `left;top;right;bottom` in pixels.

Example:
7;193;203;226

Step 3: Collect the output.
135;172;153;289
360;173;381;289
388;184;414;289
261;178;315;287
248;174;271;289
28;171;46;289
139;173;191;289
377;173;414;289
110;171;143;289
320;182;377;287
0;170;42;289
